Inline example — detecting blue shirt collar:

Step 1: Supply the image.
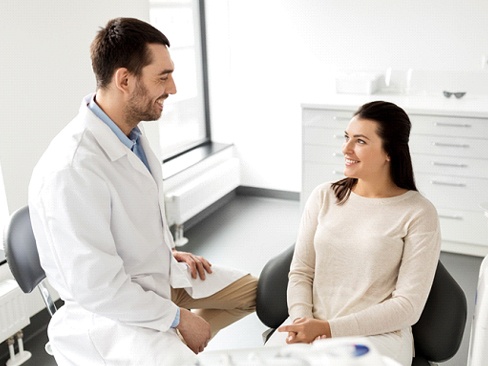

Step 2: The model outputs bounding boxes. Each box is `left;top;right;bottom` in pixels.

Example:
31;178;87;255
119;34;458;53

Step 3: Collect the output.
88;95;141;150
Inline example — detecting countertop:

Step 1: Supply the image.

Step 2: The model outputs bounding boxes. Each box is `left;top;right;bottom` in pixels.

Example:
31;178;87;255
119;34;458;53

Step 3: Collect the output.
302;92;488;118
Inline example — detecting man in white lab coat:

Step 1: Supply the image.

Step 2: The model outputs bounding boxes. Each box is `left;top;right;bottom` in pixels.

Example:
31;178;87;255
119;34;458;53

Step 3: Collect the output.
28;17;257;365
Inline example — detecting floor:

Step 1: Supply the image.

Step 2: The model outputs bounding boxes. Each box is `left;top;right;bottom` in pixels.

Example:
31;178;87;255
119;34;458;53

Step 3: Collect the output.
3;194;483;365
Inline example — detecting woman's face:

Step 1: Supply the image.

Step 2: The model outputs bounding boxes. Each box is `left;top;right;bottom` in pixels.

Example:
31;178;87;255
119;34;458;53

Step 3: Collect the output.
342;116;390;182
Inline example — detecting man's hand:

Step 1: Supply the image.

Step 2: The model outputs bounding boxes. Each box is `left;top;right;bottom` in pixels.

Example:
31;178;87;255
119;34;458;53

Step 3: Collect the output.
278;317;331;344
172;250;212;280
176;308;211;354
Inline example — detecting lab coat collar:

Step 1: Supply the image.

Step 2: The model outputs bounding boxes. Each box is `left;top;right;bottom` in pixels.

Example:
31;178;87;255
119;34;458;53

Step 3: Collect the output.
79;94;159;180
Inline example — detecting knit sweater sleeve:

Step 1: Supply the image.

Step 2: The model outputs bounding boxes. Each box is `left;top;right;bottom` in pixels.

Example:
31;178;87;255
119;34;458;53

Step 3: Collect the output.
287;183;325;320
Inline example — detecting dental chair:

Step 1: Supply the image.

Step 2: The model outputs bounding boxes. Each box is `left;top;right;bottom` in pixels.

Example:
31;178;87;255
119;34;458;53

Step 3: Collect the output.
256;244;468;366
3;206;57;354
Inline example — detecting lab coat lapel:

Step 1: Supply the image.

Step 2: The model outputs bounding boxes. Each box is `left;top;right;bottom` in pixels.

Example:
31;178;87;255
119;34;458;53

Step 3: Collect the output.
138;131;175;247
83;107;128;163
83;106;155;181
138;128;163;184
138;128;192;289
133;137;192;288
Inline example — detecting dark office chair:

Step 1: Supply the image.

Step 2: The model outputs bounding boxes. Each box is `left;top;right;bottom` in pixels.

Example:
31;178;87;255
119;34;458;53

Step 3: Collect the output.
3;205;57;317
256;244;468;365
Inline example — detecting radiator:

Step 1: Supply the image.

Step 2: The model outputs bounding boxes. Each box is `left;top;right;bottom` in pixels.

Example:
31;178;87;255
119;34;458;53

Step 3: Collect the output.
0;280;29;343
165;157;240;245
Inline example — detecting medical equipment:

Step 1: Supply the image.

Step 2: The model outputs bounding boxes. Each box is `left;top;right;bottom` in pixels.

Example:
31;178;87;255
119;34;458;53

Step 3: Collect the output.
197;338;399;366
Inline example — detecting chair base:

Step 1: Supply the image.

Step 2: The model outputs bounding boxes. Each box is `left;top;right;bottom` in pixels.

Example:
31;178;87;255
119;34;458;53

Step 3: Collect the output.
6;350;31;366
412;356;437;366
262;328;276;344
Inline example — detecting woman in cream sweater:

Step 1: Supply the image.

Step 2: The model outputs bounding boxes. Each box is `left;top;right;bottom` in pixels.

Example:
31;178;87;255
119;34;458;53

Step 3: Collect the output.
273;101;441;366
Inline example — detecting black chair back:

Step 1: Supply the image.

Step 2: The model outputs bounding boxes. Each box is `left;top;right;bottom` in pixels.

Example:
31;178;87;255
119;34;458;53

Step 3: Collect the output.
256;245;294;329
411;261;467;365
4;206;45;293
4;205;57;317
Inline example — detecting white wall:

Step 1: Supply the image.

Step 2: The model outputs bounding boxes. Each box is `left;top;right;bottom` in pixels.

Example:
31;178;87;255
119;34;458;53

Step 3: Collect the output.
0;0;149;215
0;0;149;315
2;0;487;211
205;0;488;192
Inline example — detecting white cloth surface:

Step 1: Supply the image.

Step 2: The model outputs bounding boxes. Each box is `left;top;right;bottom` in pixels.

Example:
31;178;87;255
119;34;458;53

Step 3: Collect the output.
175;262;248;299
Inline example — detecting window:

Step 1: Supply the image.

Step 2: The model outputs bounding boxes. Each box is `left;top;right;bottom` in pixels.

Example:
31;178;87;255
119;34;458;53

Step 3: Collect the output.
150;0;210;161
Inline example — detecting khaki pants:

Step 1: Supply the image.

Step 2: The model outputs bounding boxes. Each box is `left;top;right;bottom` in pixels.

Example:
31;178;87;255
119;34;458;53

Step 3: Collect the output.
171;274;258;338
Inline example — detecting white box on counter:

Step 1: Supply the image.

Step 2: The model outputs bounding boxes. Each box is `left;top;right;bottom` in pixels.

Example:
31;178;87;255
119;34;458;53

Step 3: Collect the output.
335;72;382;95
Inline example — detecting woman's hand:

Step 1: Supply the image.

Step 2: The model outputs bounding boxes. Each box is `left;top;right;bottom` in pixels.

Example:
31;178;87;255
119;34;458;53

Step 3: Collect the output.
172;249;212;280
278;317;331;344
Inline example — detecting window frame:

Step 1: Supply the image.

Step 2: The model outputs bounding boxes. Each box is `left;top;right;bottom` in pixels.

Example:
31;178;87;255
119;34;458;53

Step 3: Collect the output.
150;0;212;163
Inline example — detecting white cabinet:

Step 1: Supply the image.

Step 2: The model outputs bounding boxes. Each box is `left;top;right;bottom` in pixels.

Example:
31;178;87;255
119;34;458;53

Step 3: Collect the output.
302;102;488;257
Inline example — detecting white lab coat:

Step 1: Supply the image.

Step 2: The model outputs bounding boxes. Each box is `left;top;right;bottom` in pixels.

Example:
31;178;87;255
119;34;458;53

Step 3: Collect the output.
28;95;245;365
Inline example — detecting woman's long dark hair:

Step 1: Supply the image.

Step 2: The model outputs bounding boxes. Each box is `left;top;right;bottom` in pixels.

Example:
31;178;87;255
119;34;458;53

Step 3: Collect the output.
331;101;417;204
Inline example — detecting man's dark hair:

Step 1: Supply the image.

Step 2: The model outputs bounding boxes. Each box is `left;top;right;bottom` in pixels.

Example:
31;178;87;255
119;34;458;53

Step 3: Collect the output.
90;17;170;89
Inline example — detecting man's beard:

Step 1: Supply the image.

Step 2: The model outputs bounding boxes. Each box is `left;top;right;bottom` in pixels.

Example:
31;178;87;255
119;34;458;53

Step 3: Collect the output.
126;79;163;123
